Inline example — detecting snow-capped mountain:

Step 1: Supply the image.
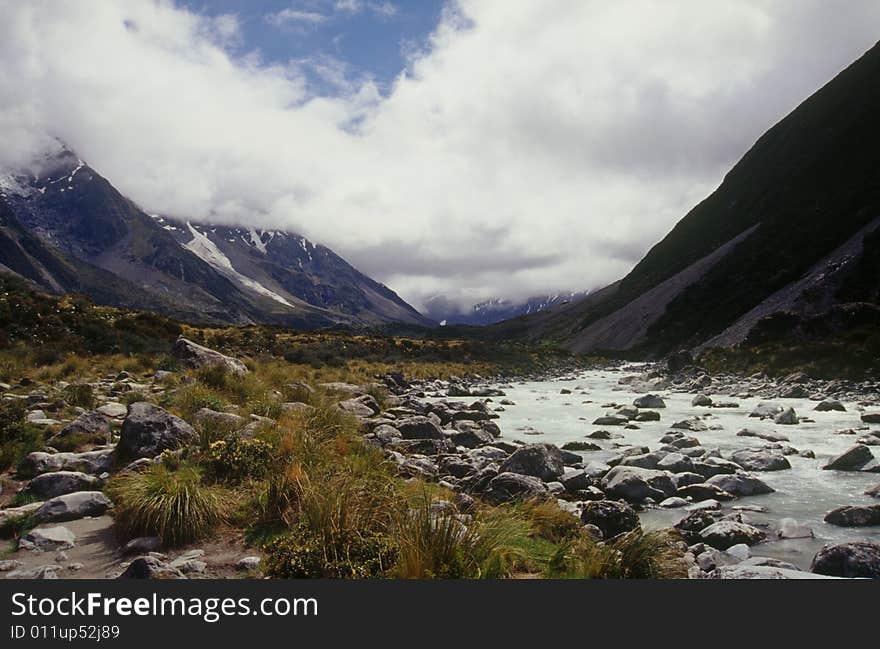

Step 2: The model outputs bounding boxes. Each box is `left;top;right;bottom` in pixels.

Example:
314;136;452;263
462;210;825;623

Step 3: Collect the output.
0;149;432;329
423;292;587;326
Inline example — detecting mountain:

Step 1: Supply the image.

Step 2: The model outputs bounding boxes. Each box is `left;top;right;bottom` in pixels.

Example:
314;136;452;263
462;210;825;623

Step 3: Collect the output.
424;292;587;326
493;41;880;356
0;150;432;329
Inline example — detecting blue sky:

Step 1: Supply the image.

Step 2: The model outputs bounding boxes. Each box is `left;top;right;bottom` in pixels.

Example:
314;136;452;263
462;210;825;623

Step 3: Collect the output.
185;0;446;93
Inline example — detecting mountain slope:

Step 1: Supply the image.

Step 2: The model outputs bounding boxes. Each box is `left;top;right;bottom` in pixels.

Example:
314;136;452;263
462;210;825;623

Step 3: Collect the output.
0;150;431;329
493;40;880;355
423;292;587;326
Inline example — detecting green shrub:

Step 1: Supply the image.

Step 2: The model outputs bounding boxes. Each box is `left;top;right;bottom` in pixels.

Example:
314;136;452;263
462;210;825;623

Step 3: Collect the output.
108;464;224;547
0;400;43;471
548;530;687;579
62;383;96;409
204;438;273;483
262;523;397;578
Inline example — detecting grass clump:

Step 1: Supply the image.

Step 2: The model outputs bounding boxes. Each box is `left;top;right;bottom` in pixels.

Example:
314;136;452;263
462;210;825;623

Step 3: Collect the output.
548;529;687;579
0;400;44;471
204;438;273;483
108;463;224;547
62;383;96;409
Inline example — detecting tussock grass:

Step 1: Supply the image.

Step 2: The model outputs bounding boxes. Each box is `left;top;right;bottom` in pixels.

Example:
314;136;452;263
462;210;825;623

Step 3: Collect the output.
548;530;688;579
108;464;225;547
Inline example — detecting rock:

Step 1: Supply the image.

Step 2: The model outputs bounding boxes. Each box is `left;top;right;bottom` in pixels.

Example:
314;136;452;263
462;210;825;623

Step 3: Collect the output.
5;565;63;579
736;428;788;443
675;483;734;502
118;556;185;579
725;543;751;562
119;403;198;459
691;394;713;407
52;410;112;445
580;500;640;539
659;497;688;508
774;408;798;425
815;400;846;412
656;453;694;473
390;438;456;456
561;441;601;452
124;537;163;554
448;428;496;449
824;504;880;527
692;457;742;478
0;559;24;571
822;444;878;472
674;509;721;543
20;525;76;552
483;472;549;505
634;410;661;422
619;451;665;470
708;565;838;579
559;469;593;493
18;449;114;478
700;521;766;549
24;471;101;499
588;430;614;439
633;394;666;409
192;408;246;431
811;541;880;578
685;499;721;512
866;484;880;498
499;443;565;481
33;491;112;523
705;473;774;496
0;501;44;528
671;418;708;432
592;415;629;426
172;337;248;375
749;402;784;419
777;518;814;539
666;350;693;373
97;402;129;419
236;556;261;571
861;412;880;424
729;449;790;471
600;465;675;502
395;416;445;440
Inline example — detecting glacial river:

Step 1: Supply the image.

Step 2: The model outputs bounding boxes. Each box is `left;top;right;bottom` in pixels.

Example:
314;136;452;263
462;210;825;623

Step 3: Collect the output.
485;368;880;570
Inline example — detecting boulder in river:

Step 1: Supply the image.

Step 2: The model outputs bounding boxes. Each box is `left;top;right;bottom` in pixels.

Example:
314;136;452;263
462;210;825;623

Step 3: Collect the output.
774;408;798;425
676;483;734;502
729;449;791;472
592;415;629;426
600;465;675;502
811;541;880;578
705;473;774;496
824;504;880;527
822;444;879;472
119;403;198;459
499;443;565;481
691;394;713;407
861;412;880;424
671;418;709;432
674;509;721;543
749;402;784;419
814;400;846;412
700;521;766;550
580;500;640;539
633;394;666;409
482;472;549;505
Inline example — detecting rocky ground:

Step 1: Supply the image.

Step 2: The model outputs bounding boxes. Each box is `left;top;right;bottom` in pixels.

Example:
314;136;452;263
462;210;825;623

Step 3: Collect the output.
2;342;879;579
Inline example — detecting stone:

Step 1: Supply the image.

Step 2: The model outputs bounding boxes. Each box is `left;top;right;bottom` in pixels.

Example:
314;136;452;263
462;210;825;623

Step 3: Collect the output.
483;472;549;505
600;465;675;502
729;449;790;471
52;410;112;445
118;556;185;579
592;415;629;426
824;504;880;527
671;418;709;432
708;565;838;579
192;408;246;432
811;541;880;578
822;444;877;472
861;412;880;424
448;428;496;449
499;443;565;481
237;556;261;571
674;509;721;543
124;537;163;554
33;491;112;523
633;394;666;409
172;337;248;374
395;416;445;440
700;521;766;549
691;394;713;407
18;449;114;478
0;559;24;571
619;451;665;470
736;428;789;443
561;441;601;452
97;402;129;418
814;400;846;412
866;484;880;498
634;410;661;422
5;565;62;579
119;403;198;459
580;500;640;539
659;497;688;508
657;453;694;473
20;526;76;552
725;543;751;562
705;473;774;496
774;408;798;425
24;471;101;499
749;402;784;419
559;469;593;493
675;483;734;502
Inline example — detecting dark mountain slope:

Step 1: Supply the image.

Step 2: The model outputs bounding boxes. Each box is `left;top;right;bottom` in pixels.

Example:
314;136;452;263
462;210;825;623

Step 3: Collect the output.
493;40;880;355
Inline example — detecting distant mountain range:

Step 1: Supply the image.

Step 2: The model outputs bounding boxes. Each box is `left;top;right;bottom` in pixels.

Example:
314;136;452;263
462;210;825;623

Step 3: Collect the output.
493;40;880;356
0;150;432;329
423;292;588;326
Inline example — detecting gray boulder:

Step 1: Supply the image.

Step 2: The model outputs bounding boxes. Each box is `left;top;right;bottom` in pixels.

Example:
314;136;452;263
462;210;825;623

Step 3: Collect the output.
671;418;708;432
396;416;445;440
824;504;880;527
192;408;246;432
700;521;766;549
18;449;114;478
811;541;880;578
815;400;846;412
822;444;878;472
861;412;880;424
499;443;565;481
483;472;549;505
24;471;101;499
601;465;675;502
750;402;784;419
20;526;76;552
705;473;774;496
172;337;248;374
633;394;666;409
580;500;640;539
51;410;112;445
691;394;713;407
729;449;790;472
675;483;734;502
119;403;197;459
657;453;694;473
33;491;112;523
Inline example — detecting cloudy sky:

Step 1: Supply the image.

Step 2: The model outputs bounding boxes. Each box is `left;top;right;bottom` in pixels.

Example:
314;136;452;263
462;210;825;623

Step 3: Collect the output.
2;1;880;312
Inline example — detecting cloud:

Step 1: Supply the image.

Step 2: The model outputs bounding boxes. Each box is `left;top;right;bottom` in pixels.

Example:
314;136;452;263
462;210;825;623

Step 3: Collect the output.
265;8;328;28
1;0;879;312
